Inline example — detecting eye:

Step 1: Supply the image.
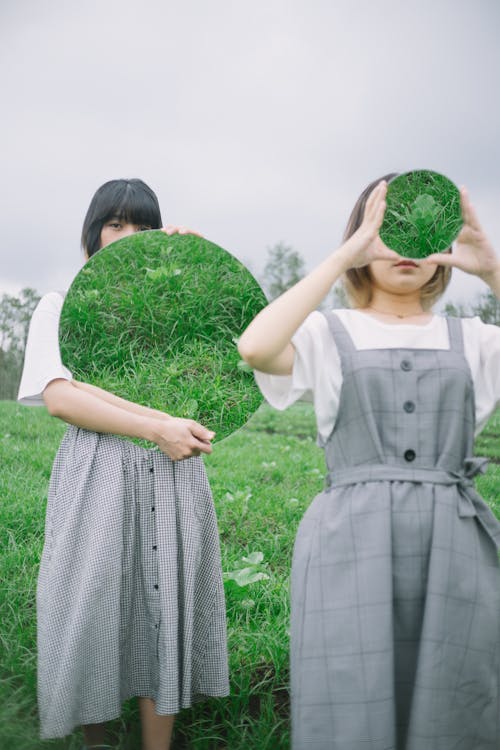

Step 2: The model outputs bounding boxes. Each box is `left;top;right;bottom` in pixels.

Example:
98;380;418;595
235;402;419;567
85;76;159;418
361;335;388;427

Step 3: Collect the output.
139;225;152;232
108;222;122;229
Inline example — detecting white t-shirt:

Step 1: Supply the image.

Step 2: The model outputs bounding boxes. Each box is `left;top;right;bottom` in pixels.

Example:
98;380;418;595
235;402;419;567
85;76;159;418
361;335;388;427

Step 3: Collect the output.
18;291;72;406
254;308;500;442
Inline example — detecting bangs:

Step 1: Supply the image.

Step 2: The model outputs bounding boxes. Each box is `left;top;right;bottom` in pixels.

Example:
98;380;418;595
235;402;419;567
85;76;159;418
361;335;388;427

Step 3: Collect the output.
103;182;162;229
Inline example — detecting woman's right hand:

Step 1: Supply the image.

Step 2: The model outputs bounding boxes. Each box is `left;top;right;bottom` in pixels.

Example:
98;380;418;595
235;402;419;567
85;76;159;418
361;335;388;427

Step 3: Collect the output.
238;181;398;376
337;181;400;270
149;417;215;460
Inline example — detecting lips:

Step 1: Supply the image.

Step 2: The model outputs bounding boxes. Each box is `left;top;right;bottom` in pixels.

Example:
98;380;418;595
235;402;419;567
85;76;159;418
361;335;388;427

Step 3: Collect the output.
394;260;418;268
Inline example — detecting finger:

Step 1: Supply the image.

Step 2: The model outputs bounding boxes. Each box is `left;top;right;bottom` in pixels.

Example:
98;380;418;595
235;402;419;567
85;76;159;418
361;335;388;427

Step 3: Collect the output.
162;224;178;236
373;198;387;229
193;439;213;455
373;245;400;261
189;421;216;440
363;181;384;222
365;181;387;221
177;226;203;236
422;253;456;267
460;187;482;232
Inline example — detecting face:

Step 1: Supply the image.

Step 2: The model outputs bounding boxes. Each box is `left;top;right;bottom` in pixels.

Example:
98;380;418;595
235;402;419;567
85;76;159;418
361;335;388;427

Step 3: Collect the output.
368;237;438;296
99;217;152;250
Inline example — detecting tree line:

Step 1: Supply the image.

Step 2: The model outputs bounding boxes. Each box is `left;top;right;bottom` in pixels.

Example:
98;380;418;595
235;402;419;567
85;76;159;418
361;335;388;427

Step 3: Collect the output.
1;245;498;400
0;289;40;400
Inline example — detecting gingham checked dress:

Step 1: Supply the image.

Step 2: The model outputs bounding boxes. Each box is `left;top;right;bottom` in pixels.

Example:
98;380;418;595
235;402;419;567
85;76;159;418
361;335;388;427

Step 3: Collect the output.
37;426;229;738
290;312;500;749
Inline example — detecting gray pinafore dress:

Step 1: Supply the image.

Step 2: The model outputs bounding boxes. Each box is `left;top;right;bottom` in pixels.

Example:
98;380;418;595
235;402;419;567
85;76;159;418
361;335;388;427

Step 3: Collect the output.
37;427;229;738
291;312;500;750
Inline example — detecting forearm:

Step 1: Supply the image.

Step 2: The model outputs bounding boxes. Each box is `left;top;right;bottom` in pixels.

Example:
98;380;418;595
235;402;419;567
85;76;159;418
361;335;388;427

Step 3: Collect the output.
239;248;350;367
73;380;171;421
43;379;157;441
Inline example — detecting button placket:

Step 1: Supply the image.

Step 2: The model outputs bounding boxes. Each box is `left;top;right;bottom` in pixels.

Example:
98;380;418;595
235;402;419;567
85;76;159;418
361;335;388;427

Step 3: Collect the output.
145;456;160;632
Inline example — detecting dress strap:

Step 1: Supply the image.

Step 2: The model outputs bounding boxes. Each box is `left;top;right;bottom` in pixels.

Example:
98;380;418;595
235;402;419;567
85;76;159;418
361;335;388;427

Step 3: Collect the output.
445;316;464;354
321;310;357;355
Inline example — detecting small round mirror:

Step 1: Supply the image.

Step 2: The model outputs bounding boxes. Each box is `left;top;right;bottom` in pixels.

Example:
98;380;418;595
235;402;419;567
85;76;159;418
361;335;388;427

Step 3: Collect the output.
379;169;463;258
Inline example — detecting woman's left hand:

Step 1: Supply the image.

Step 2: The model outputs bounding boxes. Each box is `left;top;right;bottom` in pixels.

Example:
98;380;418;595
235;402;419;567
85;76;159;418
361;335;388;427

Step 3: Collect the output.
162;224;203;237
422;187;500;283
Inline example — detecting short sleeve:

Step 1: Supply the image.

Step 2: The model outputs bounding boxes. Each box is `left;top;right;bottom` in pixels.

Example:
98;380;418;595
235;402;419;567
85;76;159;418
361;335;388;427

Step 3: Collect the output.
462;316;500;433
253;310;343;442
17;292;72;406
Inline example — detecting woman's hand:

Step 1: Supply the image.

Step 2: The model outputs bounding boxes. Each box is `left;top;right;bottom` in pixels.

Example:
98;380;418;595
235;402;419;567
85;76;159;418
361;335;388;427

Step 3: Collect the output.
238;181;400;375
337;181;400;270
149;417;215;460
162;225;203;237
423;188;500;285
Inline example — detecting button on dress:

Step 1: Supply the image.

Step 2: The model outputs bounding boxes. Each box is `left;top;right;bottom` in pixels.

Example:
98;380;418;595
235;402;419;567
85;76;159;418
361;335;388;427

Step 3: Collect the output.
37;427;229;738
290;312;500;749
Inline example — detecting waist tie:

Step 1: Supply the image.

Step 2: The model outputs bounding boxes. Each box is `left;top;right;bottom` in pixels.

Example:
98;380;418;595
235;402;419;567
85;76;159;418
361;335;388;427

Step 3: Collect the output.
325;457;500;552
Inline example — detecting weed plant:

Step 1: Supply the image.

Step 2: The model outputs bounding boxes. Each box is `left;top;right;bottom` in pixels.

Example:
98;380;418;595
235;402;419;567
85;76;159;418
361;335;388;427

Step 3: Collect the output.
2;402;498;748
59;232;267;443
379;170;463;258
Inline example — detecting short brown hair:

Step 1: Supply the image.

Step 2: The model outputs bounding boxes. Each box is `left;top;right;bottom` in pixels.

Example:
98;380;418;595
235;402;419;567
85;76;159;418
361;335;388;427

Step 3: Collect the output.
342;173;452;310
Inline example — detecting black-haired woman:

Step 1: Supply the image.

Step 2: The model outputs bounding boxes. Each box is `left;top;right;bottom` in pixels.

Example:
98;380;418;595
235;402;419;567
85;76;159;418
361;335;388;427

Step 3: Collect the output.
18;178;229;750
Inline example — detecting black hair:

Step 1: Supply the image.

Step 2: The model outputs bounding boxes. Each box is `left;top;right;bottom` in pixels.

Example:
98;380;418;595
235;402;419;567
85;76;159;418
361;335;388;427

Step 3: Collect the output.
81;178;163;258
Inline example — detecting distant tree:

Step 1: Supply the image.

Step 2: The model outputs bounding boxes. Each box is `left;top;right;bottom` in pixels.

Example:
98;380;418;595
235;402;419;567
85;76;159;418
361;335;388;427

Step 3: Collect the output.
317;282;349;312
471;289;500;325
329;283;349;309
0;287;40;400
443;301;468;318
262;242;306;300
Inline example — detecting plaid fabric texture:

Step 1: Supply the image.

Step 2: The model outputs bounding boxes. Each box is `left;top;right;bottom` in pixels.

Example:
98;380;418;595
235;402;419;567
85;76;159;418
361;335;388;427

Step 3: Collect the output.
290;313;500;749
37;429;229;739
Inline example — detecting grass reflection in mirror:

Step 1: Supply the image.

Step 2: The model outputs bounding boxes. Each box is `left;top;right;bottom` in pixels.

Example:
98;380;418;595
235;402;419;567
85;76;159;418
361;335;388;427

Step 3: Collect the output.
380;170;463;258
59;231;267;444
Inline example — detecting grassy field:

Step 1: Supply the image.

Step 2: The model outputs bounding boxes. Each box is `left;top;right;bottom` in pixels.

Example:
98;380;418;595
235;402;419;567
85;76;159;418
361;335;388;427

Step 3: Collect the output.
0;401;499;749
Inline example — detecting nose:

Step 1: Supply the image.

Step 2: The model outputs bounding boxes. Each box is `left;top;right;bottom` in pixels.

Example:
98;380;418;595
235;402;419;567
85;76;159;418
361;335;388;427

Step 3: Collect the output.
119;223;139;238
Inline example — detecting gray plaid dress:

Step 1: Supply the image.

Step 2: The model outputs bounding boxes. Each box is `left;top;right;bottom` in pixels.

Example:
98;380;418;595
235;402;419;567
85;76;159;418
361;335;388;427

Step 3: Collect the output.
37;427;229;739
291;312;500;749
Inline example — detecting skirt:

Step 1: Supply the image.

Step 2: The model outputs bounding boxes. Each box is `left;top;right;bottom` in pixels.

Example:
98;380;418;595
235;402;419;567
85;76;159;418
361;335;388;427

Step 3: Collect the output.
37;425;229;739
290;480;500;749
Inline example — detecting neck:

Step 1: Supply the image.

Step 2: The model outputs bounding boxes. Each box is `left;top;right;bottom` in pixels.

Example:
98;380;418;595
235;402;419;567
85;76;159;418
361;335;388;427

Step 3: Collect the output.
367;290;426;318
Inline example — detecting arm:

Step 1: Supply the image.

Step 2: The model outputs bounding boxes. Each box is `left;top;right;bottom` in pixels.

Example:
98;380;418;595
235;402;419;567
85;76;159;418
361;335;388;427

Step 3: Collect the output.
238;182;398;374
424;187;500;297
43;379;214;460
72;380;172;421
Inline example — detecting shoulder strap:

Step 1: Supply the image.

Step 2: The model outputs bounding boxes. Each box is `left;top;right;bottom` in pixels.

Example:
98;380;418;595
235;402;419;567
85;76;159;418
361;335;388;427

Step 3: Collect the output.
445;316;464;353
322;310;357;355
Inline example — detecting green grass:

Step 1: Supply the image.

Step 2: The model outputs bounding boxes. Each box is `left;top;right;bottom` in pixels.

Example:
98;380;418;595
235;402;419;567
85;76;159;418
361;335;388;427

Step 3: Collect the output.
379;170;463;258
0;401;498;749
59;232;267;443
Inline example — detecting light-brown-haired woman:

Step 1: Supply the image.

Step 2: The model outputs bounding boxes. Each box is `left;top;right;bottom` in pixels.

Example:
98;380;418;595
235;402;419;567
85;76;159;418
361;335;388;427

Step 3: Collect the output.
239;177;500;749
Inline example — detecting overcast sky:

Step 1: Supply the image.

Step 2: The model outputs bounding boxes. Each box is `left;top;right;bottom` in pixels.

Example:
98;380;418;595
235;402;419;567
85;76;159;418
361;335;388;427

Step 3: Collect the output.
1;0;499;308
